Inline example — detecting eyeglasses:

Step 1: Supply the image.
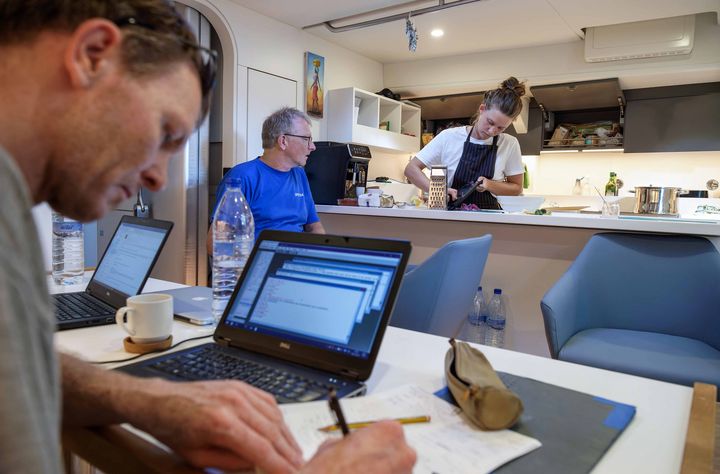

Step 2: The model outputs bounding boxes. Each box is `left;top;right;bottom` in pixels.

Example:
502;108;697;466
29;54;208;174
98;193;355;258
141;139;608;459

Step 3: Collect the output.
112;16;218;98
284;133;314;147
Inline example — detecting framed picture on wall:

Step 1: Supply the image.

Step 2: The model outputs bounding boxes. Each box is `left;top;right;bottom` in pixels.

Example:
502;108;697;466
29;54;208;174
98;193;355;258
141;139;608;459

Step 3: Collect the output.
305;52;325;118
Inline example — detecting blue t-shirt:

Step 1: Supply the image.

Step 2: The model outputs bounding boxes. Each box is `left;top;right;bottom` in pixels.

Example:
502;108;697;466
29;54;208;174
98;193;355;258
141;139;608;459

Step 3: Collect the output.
212;158;319;239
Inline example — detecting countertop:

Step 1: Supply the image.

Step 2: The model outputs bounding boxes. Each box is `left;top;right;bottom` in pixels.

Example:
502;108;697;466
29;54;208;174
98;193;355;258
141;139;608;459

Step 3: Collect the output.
316;205;720;237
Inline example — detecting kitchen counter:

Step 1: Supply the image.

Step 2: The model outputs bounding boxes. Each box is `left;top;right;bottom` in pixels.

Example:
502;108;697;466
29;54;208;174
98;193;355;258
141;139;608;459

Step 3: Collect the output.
316;204;720;358
317;205;720;237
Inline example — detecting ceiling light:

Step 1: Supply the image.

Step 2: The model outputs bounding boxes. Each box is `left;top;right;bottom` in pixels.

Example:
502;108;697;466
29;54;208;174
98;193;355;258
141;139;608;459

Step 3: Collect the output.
431;29;444;37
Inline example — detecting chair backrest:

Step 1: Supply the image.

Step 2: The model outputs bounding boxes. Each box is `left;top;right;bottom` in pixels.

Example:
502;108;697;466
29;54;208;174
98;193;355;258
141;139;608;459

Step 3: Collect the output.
542;232;720;354
390;235;493;338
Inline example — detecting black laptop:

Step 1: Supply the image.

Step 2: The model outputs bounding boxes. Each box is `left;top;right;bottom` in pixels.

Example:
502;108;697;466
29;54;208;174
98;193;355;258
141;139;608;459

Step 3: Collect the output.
53;216;173;330
119;230;411;402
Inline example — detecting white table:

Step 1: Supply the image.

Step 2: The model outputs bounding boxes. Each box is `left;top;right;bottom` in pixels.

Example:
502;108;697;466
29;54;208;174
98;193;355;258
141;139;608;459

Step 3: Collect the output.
53;277;693;473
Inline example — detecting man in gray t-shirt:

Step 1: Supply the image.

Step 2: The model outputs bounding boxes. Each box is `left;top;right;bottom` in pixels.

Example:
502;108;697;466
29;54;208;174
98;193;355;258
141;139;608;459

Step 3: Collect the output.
0;2;416;473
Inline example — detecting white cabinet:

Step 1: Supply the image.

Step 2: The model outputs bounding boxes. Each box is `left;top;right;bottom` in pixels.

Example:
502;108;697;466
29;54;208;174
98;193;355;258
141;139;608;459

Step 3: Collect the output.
327;87;421;153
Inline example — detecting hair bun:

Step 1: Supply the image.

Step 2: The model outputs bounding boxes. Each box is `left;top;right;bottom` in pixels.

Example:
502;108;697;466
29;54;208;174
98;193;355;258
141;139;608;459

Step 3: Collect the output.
502;77;526;98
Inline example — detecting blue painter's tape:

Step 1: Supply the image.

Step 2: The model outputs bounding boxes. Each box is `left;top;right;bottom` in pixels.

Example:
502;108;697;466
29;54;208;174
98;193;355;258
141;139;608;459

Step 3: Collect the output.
433;386;459;406
594;396;636;430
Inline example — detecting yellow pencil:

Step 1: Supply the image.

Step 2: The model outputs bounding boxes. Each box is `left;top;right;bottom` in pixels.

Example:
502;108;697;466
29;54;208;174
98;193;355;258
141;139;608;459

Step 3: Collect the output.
318;415;431;432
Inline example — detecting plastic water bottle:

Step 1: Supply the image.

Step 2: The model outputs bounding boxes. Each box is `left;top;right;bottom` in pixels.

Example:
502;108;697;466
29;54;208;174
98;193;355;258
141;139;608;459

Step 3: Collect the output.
485;288;506;348
459;286;486;343
467;286;486;325
211;179;254;323
51;211;84;285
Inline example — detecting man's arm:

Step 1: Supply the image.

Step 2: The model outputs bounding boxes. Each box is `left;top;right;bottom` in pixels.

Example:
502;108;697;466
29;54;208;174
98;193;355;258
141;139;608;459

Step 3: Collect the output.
61;354;416;473
206;226;213;256
304;221;325;234
60;354;302;472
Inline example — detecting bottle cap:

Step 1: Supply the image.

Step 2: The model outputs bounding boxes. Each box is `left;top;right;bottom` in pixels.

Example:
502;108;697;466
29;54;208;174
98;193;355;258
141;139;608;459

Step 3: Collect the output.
494;288;502;294
225;177;242;187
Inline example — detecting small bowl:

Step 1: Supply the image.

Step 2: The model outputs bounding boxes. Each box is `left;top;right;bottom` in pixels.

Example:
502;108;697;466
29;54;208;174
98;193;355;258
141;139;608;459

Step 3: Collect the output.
496;196;545;213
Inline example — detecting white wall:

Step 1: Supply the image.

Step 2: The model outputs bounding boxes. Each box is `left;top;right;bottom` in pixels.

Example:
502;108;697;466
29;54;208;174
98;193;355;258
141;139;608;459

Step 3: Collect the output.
383;12;720;98
193;0;386;166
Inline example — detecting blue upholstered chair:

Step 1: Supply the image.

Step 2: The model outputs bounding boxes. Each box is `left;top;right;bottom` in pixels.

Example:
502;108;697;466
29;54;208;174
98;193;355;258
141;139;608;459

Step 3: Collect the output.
541;232;720;389
390;235;493;338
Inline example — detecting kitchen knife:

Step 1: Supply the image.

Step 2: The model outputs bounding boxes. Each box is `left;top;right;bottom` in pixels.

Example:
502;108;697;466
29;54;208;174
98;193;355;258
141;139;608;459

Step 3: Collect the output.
448;176;483;209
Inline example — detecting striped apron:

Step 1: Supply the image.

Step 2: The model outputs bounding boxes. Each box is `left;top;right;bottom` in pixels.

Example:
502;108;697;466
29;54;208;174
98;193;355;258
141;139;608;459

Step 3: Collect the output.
450;129;500;209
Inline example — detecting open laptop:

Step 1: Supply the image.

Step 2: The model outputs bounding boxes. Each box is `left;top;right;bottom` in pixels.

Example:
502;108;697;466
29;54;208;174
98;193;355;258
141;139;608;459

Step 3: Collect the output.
119;230;411;402
53;216;173;331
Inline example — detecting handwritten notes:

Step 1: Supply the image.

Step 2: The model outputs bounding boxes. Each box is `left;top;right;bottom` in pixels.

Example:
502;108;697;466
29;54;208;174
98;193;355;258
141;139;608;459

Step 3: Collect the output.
280;384;540;473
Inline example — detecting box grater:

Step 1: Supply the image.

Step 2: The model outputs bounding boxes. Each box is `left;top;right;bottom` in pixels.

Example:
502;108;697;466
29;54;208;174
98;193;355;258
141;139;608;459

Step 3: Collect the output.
428;166;448;209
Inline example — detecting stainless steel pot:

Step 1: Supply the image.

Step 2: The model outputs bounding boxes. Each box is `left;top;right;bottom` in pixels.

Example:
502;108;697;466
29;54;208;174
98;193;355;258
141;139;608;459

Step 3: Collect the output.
629;186;684;215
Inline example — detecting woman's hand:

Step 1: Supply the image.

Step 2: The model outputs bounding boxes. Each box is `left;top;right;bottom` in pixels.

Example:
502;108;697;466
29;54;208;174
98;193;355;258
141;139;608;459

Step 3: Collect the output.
447;187;458;201
475;177;490;193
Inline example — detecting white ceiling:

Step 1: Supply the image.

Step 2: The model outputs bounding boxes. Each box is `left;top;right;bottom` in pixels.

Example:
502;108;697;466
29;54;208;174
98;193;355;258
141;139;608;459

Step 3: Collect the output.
230;0;720;63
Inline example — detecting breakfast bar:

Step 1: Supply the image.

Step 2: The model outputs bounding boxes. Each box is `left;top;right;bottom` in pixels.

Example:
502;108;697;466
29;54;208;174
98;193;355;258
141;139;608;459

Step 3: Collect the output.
318;204;720;357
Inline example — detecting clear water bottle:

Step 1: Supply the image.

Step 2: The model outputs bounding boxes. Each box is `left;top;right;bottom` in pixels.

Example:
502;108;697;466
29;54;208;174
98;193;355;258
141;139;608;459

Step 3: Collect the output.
485;288;506;348
212;178;254;323
467;286;486;325
459;286;486;344
52;211;84;285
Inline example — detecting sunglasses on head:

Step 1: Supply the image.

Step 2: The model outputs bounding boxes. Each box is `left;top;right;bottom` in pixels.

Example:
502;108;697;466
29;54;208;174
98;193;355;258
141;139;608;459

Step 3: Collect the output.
112;16;217;98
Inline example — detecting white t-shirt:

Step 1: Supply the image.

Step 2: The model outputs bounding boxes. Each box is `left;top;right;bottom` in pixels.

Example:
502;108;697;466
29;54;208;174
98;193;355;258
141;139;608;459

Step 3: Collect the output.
415;126;524;187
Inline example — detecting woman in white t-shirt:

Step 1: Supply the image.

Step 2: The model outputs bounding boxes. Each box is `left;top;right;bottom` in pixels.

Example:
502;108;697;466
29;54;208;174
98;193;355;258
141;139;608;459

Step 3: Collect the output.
405;77;526;209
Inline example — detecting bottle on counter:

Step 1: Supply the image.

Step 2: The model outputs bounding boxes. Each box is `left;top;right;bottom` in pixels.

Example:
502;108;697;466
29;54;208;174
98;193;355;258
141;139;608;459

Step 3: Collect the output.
572;178;583;195
485;288;506;348
52;211;84;285
211;178;254;323
604;172;618;196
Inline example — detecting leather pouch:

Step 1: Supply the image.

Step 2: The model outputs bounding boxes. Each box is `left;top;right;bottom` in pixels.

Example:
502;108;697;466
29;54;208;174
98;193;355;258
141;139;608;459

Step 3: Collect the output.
444;338;523;430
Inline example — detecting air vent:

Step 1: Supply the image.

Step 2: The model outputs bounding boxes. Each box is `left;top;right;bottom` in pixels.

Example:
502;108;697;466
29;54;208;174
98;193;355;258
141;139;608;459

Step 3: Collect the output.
584;15;695;63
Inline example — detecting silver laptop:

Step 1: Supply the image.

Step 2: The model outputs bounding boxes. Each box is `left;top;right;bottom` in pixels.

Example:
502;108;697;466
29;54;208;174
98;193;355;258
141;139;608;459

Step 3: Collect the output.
153;286;214;325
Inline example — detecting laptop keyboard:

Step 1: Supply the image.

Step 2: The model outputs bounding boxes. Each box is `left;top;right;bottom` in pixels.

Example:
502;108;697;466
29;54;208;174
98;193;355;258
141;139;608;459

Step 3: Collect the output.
53;292;115;321
147;345;333;403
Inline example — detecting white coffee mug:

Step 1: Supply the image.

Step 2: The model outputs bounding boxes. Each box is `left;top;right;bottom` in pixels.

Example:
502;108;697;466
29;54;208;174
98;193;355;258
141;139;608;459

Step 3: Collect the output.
116;294;173;343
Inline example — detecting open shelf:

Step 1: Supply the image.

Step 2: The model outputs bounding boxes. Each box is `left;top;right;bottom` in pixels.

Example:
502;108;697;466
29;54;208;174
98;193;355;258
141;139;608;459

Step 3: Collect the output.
327;87;421;153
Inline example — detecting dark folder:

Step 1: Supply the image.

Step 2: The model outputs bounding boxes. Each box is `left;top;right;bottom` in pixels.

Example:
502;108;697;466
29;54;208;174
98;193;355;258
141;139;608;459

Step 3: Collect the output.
435;371;636;473
496;372;636;473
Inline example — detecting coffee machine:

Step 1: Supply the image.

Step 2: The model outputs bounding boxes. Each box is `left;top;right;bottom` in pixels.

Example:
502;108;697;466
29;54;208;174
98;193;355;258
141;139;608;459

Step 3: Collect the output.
345;144;371;198
304;142;372;204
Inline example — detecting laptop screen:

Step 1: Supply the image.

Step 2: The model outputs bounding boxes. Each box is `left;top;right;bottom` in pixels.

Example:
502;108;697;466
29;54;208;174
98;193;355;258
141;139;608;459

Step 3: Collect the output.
222;239;405;359
93;220;170;296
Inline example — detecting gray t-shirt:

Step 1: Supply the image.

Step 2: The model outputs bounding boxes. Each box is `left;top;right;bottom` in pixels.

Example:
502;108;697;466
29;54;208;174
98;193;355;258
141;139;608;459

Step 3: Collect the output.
0;146;61;472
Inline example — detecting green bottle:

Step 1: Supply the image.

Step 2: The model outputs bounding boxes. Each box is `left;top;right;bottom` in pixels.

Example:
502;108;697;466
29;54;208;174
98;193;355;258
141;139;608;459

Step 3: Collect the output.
604;172;618;196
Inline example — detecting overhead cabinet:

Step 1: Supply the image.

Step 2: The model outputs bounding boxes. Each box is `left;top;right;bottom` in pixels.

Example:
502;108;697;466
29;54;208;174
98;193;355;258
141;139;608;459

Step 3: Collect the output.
530;78;625;152
623;82;720;153
327;87;421;153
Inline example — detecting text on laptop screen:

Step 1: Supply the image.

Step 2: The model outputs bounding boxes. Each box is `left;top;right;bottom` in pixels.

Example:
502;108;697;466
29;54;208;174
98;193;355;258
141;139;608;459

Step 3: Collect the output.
93;222;167;296
223;240;404;359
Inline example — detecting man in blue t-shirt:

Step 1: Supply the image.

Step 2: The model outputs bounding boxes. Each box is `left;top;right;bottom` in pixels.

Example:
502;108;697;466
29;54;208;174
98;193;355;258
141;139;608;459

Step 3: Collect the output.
208;107;325;253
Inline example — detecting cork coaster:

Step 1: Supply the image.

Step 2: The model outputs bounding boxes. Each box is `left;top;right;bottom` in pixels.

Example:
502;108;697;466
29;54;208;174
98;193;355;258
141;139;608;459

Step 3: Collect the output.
123;335;173;354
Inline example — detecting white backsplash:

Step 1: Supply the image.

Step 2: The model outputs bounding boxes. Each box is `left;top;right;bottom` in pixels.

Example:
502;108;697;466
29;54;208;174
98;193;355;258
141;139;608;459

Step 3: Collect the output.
524;151;720;197
366;149;720;200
